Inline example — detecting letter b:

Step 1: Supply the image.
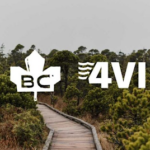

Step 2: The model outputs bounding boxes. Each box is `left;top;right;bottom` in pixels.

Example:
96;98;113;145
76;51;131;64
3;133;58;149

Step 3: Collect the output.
22;75;34;88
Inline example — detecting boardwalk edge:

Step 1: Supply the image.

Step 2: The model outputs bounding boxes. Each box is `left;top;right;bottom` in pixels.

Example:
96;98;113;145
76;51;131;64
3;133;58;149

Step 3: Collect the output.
38;102;103;150
39;108;55;150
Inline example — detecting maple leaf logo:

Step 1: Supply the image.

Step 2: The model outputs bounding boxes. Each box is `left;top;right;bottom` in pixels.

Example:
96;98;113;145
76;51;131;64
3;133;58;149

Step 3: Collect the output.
10;50;61;101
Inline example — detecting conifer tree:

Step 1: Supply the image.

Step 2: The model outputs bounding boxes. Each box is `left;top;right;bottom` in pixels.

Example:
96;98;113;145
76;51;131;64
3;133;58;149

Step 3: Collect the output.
123;117;150;150
101;88;150;149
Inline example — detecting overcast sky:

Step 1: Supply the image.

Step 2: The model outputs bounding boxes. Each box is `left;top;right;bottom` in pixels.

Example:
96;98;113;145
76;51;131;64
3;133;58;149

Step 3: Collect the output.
0;0;150;54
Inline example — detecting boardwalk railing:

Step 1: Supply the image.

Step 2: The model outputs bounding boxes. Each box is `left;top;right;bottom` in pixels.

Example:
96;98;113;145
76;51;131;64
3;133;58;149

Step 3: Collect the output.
38;102;103;150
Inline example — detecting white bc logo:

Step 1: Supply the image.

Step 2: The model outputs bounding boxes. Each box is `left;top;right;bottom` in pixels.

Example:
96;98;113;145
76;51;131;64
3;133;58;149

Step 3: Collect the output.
10;50;61;101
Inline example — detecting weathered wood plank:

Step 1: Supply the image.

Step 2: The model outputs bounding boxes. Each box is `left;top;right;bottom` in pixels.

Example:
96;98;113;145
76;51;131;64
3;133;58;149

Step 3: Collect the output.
37;104;97;150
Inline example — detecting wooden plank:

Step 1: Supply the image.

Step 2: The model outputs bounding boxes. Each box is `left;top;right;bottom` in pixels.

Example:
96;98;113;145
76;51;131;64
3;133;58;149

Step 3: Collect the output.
37;104;96;150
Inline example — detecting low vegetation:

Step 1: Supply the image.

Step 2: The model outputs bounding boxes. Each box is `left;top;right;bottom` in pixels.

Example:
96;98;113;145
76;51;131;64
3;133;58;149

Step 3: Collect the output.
0;66;47;149
0;104;48;150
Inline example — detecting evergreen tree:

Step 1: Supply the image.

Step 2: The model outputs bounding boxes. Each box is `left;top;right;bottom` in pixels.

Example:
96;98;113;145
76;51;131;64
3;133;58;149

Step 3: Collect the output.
101;88;150;149
123;117;150;150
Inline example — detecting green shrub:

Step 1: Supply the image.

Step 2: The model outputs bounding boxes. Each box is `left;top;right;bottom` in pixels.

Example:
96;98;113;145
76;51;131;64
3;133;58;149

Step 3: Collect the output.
83;87;108;117
64;85;82;106
63;100;81;116
0;104;46;149
101;88;150;149
13;110;45;148
0;75;36;109
123;117;150;150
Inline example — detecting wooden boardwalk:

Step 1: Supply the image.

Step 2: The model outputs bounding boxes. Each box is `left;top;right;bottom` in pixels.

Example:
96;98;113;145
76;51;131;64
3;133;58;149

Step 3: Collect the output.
37;104;97;150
